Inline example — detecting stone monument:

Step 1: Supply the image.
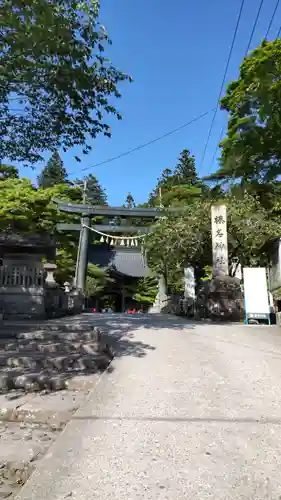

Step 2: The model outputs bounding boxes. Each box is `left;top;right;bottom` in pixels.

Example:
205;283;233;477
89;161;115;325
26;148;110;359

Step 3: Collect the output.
196;205;241;321
211;204;228;276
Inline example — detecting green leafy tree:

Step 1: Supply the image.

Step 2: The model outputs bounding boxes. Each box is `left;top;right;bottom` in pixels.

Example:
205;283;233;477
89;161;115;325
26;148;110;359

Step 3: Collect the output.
74;174;107;205
85;264;114;297
157;168;175;188
120;276;158;308
148;168;174;206
55;246;78;284
0;179;82;230
206;39;281;185
133;276;158;305
37;152;68;188
0;0;131;163
157;184;203;208
144;195;281;287
145;200;211;286
0;164;19;180
227;180;281;212
0;176;83;281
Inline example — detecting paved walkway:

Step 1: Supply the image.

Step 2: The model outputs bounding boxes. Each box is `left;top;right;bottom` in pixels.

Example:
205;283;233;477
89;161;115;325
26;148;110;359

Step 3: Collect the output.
16;314;281;499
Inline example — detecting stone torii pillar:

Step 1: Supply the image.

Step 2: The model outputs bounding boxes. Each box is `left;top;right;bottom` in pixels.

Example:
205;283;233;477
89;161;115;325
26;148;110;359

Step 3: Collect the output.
74;215;91;291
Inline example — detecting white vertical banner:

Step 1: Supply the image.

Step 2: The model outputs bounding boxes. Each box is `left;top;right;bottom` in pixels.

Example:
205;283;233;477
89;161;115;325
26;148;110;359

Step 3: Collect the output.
184;267;196;301
211;204;228;275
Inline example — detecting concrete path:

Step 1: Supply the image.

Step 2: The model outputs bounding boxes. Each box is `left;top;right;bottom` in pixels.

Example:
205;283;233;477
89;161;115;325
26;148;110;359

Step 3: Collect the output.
16;314;281;499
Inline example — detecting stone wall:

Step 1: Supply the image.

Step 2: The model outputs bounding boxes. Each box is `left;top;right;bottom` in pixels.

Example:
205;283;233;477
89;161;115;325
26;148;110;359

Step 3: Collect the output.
0;264;83;320
0;265;45;319
159;275;242;322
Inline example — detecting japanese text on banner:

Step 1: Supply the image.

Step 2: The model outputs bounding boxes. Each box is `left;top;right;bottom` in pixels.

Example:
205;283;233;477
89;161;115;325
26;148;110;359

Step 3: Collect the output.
211;205;228;275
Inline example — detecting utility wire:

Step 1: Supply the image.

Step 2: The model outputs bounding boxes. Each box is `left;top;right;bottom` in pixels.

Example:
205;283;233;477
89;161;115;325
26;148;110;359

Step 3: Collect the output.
68;109;214;176
265;0;280;39
208;0;264;174
209;126;225;174
210;2;281;178
245;0;265;54
199;0;245;174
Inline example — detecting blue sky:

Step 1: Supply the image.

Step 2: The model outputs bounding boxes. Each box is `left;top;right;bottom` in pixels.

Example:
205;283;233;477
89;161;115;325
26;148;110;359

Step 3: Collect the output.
22;0;281;205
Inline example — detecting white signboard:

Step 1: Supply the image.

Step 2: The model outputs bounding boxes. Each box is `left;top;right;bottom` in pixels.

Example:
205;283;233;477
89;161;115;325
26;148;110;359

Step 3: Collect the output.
243;267;270;321
184;267;195;301
211;205;228;275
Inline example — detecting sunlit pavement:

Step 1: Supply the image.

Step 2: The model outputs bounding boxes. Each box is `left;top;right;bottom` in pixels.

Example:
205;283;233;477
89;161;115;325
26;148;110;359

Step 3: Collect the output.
16;314;281;499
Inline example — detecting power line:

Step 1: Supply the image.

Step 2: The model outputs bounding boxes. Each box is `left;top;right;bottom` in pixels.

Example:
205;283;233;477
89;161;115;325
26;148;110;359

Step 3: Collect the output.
208;0;264;174
199;0;246;174
209;126;225;172
210;2;280;175
265;0;280;39
68;109;214;176
245;0;265;54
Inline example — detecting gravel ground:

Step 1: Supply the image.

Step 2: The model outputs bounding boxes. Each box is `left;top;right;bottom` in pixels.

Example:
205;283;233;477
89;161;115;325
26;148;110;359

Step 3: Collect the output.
0;388;96;499
12;316;281;500
0;420;60;499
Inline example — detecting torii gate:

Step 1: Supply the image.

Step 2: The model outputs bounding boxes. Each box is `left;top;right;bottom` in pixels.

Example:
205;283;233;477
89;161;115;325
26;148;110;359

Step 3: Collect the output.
54;199;170;293
54;200;229;313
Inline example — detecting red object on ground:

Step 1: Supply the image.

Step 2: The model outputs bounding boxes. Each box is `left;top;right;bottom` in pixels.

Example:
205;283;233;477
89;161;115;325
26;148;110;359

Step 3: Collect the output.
92;308;97;313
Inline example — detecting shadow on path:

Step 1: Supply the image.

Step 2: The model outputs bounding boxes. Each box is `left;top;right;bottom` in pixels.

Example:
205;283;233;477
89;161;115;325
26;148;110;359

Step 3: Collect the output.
0;314;194;391
86;313;196;359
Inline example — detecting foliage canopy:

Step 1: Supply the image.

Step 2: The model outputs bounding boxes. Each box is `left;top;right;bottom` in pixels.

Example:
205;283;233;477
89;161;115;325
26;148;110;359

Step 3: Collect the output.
0;0;131;163
206;40;281;185
145;194;281;283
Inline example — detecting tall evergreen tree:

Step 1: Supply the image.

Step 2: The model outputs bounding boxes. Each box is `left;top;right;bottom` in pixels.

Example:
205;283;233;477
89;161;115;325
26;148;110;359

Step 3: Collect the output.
125;192;135;209
157;168;174;187
37;152;68;188
174;149;198;185
148;169;175;206
148;149;203;207
74;174;107;205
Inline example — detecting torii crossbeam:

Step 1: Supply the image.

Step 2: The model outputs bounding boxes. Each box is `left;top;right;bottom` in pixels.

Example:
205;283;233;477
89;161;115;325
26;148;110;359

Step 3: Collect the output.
54;199;177;292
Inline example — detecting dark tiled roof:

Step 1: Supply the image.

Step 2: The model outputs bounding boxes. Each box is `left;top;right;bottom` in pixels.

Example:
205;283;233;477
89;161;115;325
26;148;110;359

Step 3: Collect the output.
88;244;149;278
0;233;55;249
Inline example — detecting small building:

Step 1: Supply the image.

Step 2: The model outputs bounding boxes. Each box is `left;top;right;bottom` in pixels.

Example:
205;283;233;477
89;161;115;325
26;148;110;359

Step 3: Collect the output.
0;233;55;318
0;232;82;319
88;243;150;311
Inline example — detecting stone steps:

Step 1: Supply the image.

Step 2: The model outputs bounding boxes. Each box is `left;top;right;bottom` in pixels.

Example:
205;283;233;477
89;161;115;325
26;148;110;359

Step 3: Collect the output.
0;339;108;354
0;324;114;393
0;359;109;392
0;323;101;340
0;318;115;500
14;328;101;342
0;352;111;370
